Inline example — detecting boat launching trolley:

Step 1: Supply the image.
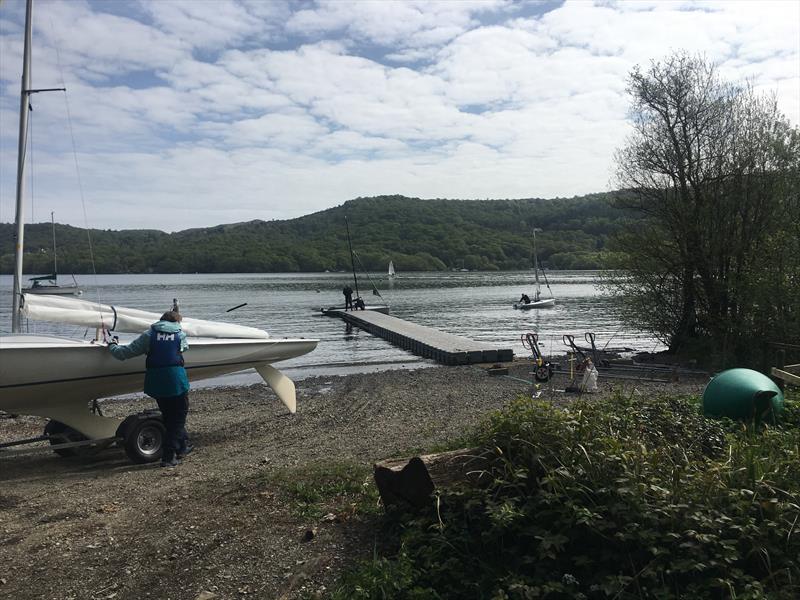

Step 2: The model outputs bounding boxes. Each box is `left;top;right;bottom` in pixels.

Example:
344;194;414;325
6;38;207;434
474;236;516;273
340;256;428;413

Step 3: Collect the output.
0;409;168;463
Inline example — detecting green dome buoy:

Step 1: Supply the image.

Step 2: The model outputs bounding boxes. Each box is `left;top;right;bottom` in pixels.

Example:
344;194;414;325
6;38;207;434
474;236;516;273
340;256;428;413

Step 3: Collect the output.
702;368;784;423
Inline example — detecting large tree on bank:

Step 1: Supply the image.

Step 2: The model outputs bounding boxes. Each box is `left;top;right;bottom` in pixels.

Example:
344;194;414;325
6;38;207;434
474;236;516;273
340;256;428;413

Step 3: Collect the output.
612;52;800;368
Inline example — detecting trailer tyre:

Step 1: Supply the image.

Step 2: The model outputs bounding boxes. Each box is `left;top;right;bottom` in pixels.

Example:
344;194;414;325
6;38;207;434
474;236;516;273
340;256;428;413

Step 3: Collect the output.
121;416;165;463
44;420;88;457
534;364;552;382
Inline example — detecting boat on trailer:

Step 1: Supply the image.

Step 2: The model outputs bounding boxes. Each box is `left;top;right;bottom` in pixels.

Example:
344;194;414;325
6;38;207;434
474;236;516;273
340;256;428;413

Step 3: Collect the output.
1;0;318;463
0;331;316;437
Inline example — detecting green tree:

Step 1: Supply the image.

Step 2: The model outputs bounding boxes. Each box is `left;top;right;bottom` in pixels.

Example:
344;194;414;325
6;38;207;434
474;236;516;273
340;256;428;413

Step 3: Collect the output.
611;52;800;366
1;194;642;275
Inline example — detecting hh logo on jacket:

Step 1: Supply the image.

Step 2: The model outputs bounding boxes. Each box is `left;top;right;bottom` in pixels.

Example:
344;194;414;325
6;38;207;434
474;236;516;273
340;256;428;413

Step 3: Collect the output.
156;333;175;341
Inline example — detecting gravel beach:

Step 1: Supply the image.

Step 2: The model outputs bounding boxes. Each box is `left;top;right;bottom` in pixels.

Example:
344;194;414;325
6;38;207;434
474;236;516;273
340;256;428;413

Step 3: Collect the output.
0;362;708;600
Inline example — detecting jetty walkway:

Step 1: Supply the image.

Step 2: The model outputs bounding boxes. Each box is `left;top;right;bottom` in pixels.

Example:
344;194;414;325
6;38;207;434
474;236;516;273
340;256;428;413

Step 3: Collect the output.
327;309;514;365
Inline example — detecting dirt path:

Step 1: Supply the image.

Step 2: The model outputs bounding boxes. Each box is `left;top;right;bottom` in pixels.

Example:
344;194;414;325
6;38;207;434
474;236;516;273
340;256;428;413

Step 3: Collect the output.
0;364;706;600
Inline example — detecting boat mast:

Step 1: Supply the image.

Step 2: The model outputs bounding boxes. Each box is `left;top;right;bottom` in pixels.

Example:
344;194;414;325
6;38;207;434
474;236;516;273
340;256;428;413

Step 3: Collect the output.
51;211;57;279
345;216;360;298
533;227;541;300
11;0;33;333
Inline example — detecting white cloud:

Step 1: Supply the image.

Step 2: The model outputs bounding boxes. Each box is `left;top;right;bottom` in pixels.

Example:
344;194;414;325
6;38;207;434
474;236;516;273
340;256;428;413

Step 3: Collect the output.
287;0;510;60
33;0;189;80
211;111;329;148
311;130;408;157
0;0;797;232
141;0;268;51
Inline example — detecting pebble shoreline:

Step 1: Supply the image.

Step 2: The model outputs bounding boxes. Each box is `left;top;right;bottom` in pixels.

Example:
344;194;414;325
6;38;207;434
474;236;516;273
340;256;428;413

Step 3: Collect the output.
0;362;708;600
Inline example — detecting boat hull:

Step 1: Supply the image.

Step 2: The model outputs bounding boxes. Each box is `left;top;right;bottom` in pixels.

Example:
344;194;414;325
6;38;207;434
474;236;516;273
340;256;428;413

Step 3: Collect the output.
0;334;318;438
514;298;556;309
23;286;83;296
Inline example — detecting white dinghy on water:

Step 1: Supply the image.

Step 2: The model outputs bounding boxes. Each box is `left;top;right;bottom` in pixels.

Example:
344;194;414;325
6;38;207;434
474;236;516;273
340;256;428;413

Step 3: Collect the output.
22;212;83;296
514;227;556;310
1;0;318;463
320;216;390;314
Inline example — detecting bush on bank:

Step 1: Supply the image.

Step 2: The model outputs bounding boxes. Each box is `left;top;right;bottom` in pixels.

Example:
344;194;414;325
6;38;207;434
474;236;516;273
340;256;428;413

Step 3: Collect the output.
332;392;800;599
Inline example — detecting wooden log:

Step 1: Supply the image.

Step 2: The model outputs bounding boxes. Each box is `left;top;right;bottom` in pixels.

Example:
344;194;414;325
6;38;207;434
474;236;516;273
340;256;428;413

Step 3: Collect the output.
373;448;491;510
771;364;800;386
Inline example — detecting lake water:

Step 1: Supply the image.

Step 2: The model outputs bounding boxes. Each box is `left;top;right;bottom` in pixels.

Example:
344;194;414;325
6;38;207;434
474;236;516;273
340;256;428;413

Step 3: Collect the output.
0;272;663;384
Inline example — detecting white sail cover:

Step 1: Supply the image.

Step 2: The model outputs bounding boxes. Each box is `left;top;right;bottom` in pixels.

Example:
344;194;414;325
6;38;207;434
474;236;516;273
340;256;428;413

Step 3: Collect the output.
21;294;269;339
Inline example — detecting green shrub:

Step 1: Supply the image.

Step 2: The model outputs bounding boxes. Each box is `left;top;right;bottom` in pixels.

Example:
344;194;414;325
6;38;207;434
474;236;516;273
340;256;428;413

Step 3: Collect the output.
333;393;800;599
780;389;799;429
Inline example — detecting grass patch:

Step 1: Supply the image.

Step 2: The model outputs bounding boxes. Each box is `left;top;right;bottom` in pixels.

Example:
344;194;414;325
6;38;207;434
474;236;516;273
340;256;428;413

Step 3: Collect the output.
264;461;381;521
331;392;800;599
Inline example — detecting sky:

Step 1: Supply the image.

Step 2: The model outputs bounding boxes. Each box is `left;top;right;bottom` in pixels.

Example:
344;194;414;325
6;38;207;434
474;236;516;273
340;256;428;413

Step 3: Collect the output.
0;0;798;232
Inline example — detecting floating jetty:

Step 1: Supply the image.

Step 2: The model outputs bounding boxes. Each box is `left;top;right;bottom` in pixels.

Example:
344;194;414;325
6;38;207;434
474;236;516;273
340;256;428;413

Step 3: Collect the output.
327;309;514;365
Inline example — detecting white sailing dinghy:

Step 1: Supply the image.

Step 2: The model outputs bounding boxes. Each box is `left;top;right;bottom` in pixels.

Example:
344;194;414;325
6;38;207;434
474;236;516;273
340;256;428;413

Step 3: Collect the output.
514;227;556;309
1;295;317;442
320;216;390;314
22;212;83;296
388;260;396;279
1;0;318;462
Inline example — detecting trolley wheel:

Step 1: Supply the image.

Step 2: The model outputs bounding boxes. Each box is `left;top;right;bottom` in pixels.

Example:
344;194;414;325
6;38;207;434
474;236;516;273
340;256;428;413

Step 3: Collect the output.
44;420;88;457
120;415;165;464
534;364;552;382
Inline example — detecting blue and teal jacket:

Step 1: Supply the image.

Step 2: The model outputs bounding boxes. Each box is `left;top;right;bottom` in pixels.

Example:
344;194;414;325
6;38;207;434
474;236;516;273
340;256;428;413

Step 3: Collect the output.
109;320;190;399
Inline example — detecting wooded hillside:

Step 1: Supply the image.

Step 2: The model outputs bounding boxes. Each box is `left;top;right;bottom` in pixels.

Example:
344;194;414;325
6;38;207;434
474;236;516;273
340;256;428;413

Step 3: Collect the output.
0;193;636;274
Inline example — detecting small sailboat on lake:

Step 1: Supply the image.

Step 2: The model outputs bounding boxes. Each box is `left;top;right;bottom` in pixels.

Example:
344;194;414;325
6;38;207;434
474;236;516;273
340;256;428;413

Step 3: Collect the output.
388;260;397;279
320;216;389;314
514;227;555;309
23;212;82;296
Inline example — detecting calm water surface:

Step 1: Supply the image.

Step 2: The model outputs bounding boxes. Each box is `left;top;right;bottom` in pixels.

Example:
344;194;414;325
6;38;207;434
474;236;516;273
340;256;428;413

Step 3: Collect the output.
0;272;663;383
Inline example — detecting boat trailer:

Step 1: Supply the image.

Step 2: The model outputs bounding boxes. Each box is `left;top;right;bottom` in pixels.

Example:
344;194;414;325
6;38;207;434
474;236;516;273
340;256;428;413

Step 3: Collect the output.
557;332;710;383
0;409;167;463
521;332;554;382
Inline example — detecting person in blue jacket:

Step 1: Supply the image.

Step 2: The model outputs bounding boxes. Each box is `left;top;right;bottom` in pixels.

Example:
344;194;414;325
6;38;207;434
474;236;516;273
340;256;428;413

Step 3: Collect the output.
108;310;192;467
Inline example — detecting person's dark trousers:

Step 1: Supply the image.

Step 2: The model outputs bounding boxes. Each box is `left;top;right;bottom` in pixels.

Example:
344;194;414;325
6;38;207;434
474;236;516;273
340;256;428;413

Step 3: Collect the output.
156;393;189;461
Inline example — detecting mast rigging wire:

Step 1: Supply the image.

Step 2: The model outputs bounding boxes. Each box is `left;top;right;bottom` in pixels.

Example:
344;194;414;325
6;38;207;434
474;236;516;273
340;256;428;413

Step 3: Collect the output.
53;38;103;312
541;267;553;293
351;251;384;300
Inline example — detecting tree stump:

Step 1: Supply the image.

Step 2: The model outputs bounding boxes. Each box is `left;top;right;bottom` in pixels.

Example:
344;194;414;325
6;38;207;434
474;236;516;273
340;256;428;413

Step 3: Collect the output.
373;447;491;510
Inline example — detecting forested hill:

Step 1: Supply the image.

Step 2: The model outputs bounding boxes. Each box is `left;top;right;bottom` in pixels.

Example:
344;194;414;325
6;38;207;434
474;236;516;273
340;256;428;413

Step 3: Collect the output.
0;193;636;274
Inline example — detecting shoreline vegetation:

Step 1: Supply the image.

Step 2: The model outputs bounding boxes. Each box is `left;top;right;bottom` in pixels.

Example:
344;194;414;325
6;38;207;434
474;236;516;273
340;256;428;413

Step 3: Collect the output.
0;193;633;274
1;364;796;599
336;389;799;600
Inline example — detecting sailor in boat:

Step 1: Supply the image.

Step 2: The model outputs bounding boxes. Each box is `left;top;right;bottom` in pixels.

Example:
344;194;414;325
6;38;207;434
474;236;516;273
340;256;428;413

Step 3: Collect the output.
519;293;531;305
108;310;193;468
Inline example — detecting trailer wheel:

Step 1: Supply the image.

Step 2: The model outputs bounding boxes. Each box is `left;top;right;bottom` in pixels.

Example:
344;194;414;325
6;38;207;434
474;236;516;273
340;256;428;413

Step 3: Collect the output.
122;416;165;463
44;420;88;457
534;364;552;382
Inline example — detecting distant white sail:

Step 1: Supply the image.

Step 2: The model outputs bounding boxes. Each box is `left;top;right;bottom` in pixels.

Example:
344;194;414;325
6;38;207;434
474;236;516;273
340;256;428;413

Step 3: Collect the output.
388;261;396;277
21;294;269;339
